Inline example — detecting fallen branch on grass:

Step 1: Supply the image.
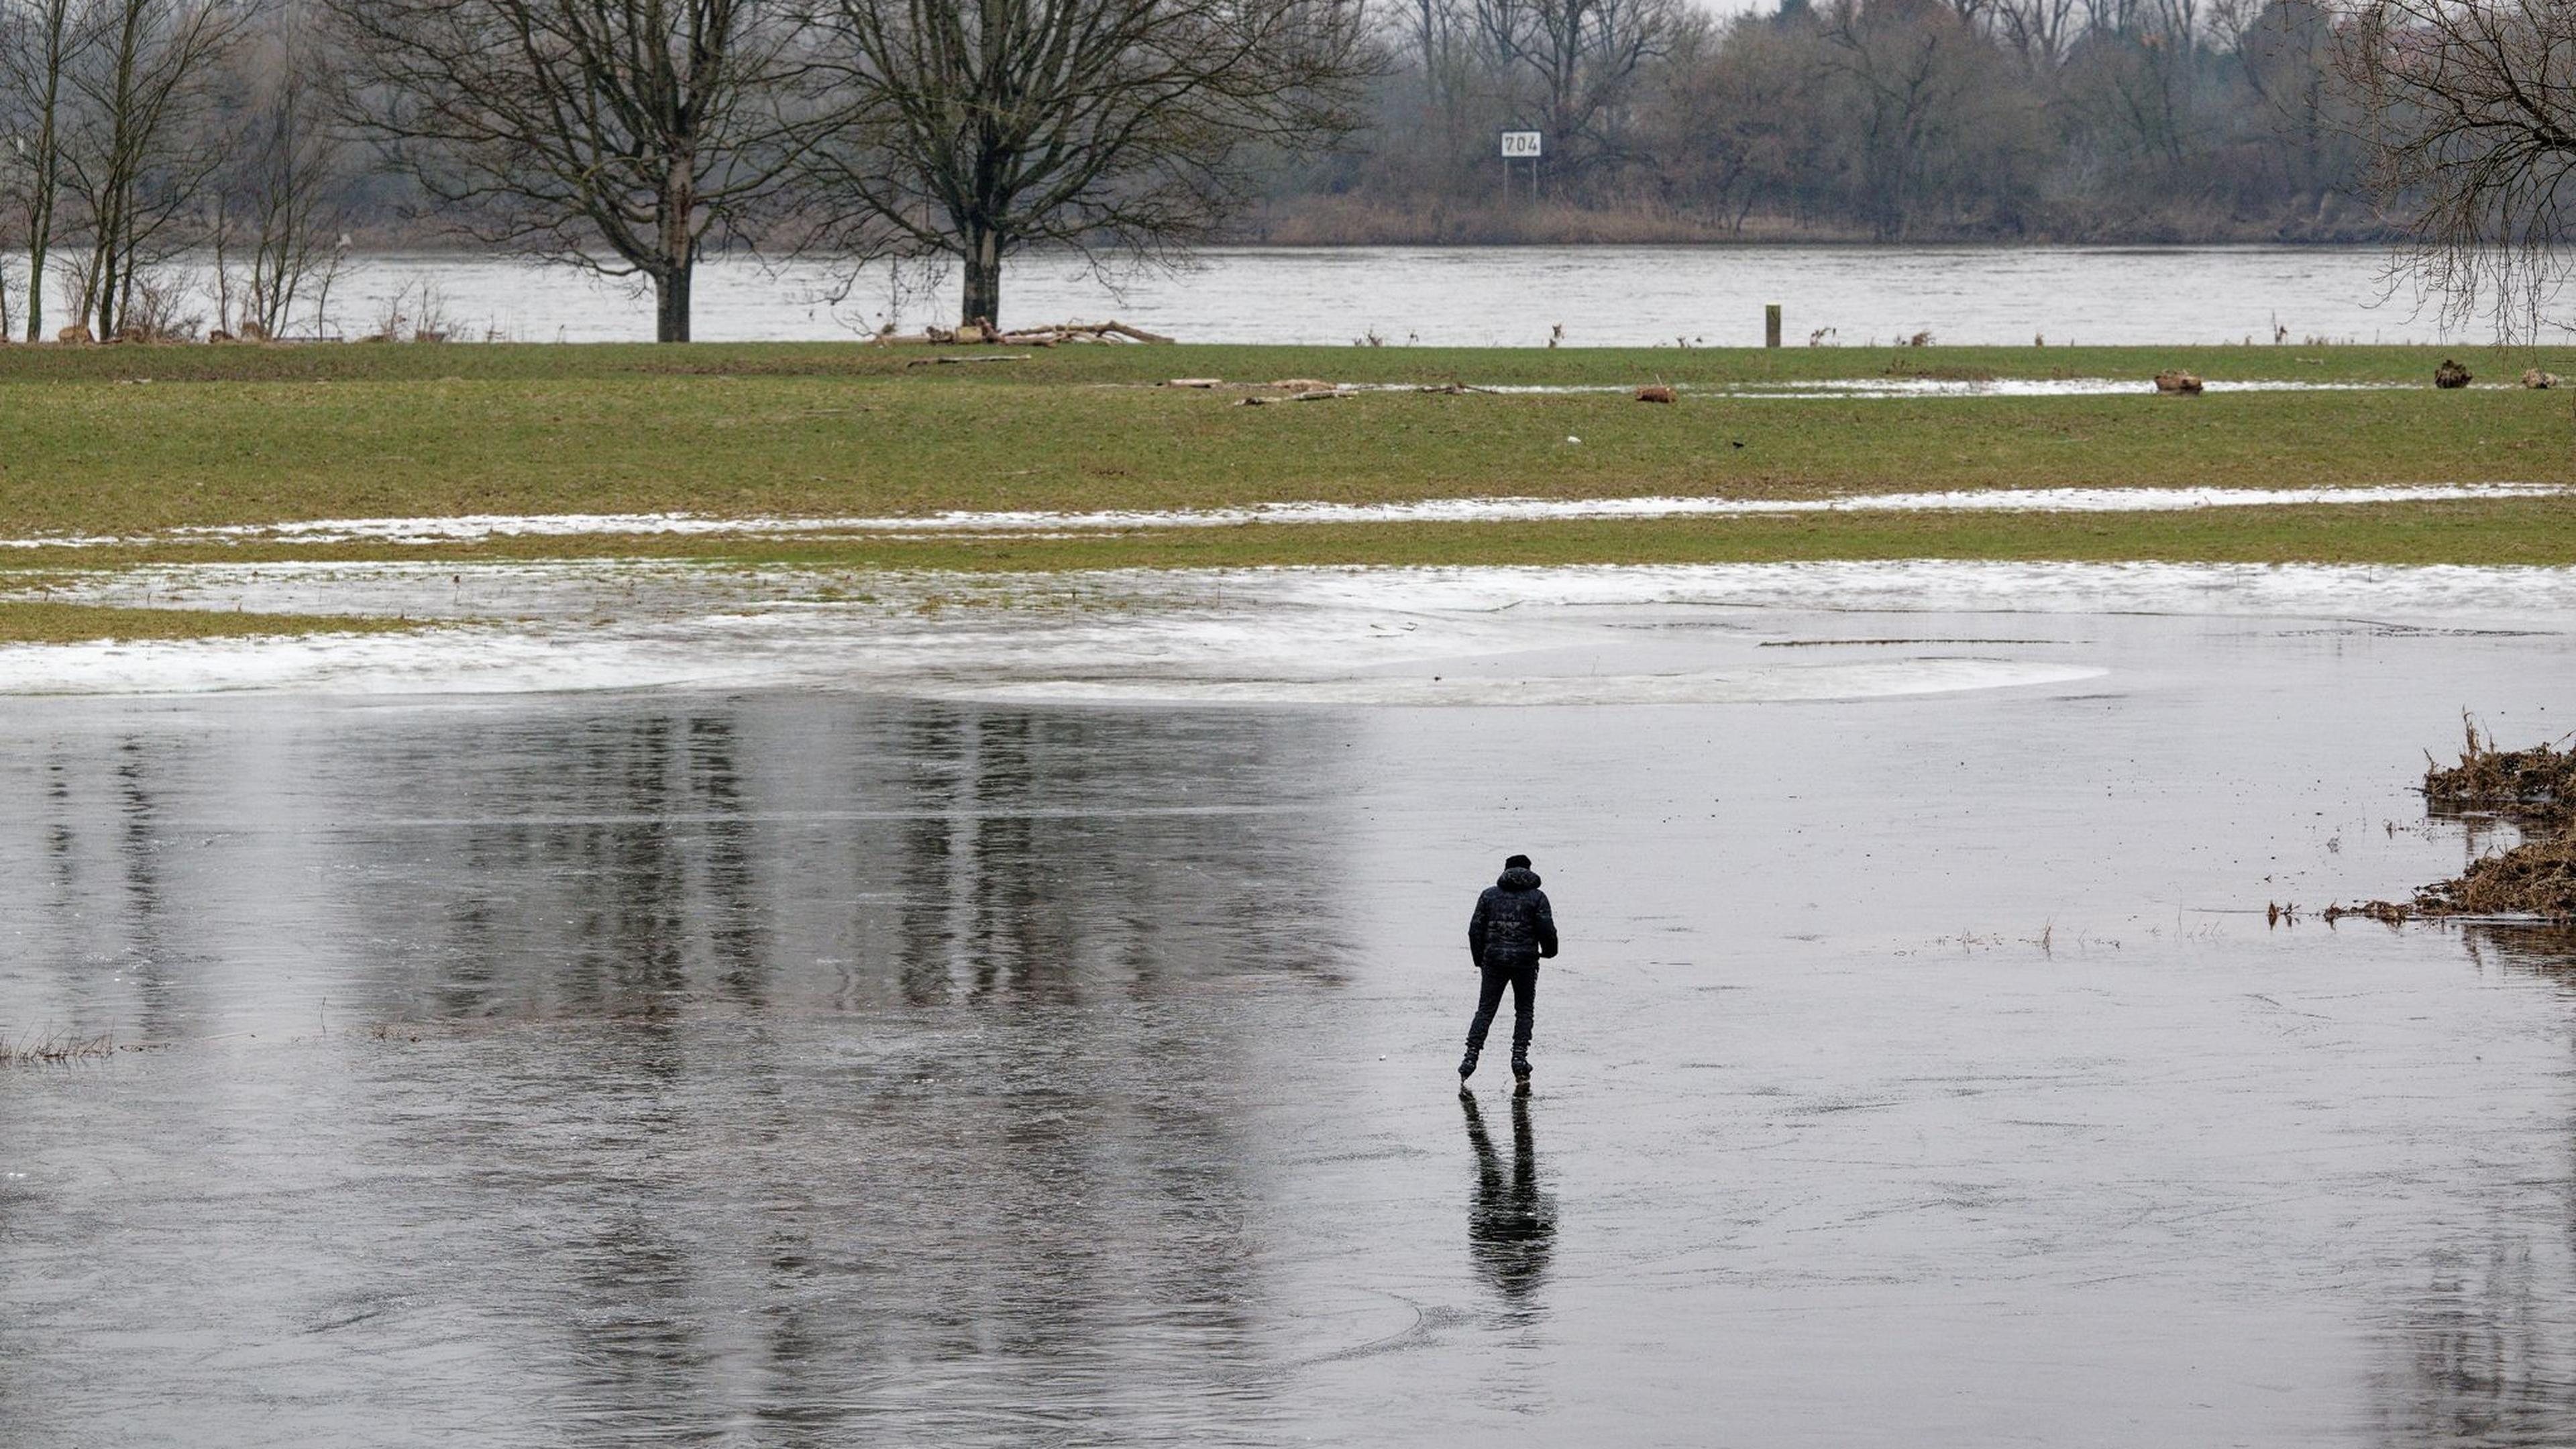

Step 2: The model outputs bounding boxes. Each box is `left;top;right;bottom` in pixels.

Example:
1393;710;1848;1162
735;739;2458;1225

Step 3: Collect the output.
877;319;1175;347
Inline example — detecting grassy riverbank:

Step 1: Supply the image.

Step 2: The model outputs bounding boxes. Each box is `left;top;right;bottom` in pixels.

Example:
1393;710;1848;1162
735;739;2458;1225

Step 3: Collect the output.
0;342;2567;578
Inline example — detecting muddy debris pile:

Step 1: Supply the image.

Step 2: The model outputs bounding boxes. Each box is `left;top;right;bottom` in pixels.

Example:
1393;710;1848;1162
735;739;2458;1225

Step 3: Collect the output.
2424;717;2576;818
2411;836;2576;918
2349;720;2576;922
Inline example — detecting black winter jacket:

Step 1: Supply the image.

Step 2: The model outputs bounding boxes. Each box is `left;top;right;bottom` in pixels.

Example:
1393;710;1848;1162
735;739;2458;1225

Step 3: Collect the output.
1469;867;1559;969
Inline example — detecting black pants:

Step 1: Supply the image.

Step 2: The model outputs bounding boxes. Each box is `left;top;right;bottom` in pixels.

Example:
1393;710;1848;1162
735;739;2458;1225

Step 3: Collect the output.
1466;961;1538;1065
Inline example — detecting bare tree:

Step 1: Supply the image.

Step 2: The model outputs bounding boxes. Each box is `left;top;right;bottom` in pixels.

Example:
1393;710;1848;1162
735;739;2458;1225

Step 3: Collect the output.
2222;0;2349;200
1467;0;1676;182
1405;0;1472;112
1644;12;1815;231
1994;0;2083;63
1395;0;1497;187
0;0;88;339
207;15;341;336
60;0;246;339
1823;0;2024;238
2341;0;2576;335
810;0;1377;329
322;0;821;342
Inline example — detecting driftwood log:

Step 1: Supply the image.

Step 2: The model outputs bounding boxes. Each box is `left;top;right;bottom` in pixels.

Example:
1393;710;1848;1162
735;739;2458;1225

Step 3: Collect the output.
2152;370;2203;394
2524;368;2561;390
878;319;1174;347
1635;385;1676;403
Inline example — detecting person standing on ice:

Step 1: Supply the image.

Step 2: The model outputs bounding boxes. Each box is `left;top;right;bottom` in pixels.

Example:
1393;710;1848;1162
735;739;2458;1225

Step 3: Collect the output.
1461;853;1558;1091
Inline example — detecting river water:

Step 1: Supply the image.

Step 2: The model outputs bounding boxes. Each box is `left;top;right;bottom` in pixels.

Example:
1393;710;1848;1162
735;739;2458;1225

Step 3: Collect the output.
289;244;2463;347
4;564;2576;1444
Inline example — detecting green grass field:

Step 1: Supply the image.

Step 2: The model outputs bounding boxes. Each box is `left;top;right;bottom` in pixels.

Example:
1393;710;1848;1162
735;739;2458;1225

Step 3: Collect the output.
0;600;417;645
0;341;2569;631
0;339;2540;386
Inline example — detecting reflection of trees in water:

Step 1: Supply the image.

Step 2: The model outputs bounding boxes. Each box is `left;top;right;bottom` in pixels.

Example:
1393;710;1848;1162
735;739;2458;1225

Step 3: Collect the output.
2;696;1361;1439
3;695;1362;1436
13;687;1354;1028
323;697;1352;1021
1460;1091;1557;1313
2373;1237;2576;1447
7;733;199;1038
415;711;772;1024
327;696;1350;1438
2371;926;2576;1446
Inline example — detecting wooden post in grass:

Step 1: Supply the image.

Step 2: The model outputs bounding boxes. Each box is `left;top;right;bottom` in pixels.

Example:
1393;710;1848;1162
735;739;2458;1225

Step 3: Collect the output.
1765;304;1782;348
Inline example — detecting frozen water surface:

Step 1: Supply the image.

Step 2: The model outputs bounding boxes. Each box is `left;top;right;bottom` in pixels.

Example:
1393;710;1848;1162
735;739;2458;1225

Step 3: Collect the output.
5;563;2576;1445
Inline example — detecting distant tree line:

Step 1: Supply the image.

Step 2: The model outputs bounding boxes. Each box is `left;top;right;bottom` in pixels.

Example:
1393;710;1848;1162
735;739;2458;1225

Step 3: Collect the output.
0;0;1371;339
0;0;2561;340
1276;0;2373;244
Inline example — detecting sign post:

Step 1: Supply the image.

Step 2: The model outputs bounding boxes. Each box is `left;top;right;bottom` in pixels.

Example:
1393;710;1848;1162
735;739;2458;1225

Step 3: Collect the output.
1501;131;1542;203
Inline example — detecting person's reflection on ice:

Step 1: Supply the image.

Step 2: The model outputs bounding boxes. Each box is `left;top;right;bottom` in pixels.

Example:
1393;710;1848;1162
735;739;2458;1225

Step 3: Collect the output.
1460;1089;1557;1308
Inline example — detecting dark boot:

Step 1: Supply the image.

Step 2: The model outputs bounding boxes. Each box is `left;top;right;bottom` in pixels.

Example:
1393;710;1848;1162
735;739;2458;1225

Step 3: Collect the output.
1460;1048;1481;1081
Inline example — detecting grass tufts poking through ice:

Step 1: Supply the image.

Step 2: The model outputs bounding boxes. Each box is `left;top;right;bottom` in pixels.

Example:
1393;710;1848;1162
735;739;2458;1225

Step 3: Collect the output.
1;1030;115;1066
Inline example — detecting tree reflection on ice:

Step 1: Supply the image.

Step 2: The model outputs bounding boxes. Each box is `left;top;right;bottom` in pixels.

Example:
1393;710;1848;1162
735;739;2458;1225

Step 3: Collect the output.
2373;1237;2576;1447
1460;1090;1556;1312
2370;926;2576;1446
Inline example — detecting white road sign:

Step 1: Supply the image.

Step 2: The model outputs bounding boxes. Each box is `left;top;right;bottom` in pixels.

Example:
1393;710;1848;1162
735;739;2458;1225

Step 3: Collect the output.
1500;131;1543;158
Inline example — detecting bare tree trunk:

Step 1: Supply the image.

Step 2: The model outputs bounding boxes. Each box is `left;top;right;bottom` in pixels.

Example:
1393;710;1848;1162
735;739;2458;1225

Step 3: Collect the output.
207;19;348;339
66;0;239;340
655;264;692;342
19;0;73;341
655;160;695;342
88;0;137;337
959;219;1000;329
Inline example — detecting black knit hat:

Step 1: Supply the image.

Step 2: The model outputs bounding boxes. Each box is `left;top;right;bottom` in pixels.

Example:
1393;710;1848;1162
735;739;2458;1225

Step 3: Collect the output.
1504;853;1532;869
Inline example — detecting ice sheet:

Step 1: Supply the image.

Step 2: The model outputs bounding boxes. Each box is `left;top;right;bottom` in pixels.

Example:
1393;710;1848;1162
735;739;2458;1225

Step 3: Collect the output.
6;601;2576;1446
3;558;2569;698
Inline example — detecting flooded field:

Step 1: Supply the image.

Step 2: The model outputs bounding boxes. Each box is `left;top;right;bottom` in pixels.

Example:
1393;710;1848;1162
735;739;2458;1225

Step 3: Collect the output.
5;565;2576;1444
